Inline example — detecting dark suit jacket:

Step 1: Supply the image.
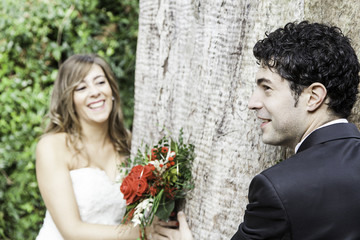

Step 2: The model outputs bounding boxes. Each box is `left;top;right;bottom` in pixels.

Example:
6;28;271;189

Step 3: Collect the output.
231;123;360;240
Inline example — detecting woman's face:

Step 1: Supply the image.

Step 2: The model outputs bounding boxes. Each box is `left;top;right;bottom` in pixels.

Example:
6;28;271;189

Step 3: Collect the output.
73;64;113;127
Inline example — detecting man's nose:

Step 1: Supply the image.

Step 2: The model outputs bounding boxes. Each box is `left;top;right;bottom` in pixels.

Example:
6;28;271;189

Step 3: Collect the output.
248;91;262;110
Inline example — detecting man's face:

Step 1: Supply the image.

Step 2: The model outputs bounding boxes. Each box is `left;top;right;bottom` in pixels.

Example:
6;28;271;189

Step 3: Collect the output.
248;66;308;148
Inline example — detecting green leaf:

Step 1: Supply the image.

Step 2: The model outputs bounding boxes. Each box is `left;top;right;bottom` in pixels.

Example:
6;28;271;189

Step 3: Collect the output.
155;198;175;221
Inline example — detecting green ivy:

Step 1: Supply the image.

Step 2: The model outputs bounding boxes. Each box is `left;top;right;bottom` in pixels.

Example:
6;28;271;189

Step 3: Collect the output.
0;0;138;238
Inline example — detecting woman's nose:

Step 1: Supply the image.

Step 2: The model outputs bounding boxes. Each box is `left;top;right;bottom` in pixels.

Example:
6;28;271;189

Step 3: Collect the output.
88;84;101;97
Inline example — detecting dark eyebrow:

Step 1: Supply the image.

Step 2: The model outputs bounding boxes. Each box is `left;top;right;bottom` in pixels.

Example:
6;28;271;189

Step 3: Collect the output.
256;78;272;85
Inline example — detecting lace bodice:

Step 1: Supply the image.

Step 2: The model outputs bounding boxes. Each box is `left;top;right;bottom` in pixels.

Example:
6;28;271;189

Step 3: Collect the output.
36;168;126;239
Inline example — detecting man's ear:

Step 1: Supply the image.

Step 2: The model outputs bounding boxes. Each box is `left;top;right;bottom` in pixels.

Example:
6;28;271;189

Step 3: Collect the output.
305;83;327;112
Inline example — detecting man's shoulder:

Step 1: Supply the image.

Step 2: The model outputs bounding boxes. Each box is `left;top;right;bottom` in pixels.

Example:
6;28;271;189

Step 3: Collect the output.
298;122;360;152
260;127;360;191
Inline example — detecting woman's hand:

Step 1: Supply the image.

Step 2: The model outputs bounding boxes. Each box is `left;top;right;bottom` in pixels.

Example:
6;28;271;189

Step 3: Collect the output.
145;216;158;239
152;212;193;240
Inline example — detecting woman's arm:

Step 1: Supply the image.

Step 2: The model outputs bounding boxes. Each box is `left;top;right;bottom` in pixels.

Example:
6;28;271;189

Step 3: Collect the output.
36;134;140;240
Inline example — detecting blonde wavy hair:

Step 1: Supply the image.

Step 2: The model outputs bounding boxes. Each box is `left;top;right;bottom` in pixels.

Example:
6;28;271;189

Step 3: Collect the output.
44;54;131;157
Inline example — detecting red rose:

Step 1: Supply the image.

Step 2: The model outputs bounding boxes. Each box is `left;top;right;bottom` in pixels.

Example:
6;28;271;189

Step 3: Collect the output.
136;177;148;196
130;165;154;179
142;165;155;179
120;165;155;205
129;165;144;176
120;175;140;205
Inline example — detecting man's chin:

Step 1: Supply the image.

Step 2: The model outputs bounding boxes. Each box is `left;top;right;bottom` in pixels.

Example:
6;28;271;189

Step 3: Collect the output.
261;135;280;146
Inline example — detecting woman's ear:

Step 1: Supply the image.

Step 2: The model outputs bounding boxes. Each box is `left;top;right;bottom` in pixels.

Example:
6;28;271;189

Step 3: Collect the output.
305;83;327;112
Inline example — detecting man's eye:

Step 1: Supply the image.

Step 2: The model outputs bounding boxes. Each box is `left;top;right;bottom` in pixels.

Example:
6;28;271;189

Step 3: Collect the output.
262;85;271;91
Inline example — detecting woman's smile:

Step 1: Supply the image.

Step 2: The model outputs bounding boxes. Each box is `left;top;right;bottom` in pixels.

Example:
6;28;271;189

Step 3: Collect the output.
88;100;106;110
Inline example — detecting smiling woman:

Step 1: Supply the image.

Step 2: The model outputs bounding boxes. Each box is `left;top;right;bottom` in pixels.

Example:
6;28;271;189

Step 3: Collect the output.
0;0;139;237
45;54;130;158
73;64;113;126
35;54;151;239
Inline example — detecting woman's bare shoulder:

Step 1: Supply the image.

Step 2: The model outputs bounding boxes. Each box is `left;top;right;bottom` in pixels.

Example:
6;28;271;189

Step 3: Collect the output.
36;132;72;163
37;132;68;149
36;132;81;170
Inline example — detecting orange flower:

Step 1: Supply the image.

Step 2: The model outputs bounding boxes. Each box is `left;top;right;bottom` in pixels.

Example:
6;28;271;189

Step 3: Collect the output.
150;186;158;196
151;148;157;155
149;164;156;171
161;147;169;154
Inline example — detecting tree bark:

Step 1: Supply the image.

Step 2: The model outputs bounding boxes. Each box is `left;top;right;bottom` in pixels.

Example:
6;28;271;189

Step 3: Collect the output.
132;0;360;239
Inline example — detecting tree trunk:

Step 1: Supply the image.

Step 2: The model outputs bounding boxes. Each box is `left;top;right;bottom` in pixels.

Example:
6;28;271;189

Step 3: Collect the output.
132;0;360;239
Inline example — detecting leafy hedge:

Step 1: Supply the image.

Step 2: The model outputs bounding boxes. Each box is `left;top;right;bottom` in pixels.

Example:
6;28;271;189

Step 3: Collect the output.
0;0;138;238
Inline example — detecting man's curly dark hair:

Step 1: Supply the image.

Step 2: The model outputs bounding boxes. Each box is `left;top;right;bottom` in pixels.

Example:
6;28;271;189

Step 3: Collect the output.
253;21;360;118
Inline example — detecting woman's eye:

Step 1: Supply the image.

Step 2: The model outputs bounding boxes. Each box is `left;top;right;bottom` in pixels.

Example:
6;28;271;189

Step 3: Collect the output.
75;86;86;91
95;77;107;85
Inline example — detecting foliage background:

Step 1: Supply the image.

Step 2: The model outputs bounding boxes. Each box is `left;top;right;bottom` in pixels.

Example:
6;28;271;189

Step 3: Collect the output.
0;0;138;238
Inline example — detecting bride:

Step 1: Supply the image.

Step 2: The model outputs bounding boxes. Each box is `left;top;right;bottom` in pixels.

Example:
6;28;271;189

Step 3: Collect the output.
36;54;147;239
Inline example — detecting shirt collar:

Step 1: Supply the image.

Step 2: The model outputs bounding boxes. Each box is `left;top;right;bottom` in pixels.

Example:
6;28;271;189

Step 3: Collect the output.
295;118;348;153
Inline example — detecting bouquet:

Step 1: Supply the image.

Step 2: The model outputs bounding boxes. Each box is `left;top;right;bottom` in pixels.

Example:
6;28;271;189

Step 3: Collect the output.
119;131;195;239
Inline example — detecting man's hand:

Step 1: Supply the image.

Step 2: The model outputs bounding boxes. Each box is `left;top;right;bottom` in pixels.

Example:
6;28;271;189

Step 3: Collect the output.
153;211;193;240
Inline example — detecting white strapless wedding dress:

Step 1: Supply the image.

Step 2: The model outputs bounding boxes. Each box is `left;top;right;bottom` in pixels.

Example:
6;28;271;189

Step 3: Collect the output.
36;168;127;240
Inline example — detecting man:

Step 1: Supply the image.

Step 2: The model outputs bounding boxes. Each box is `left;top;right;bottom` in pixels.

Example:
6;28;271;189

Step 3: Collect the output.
154;21;360;239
